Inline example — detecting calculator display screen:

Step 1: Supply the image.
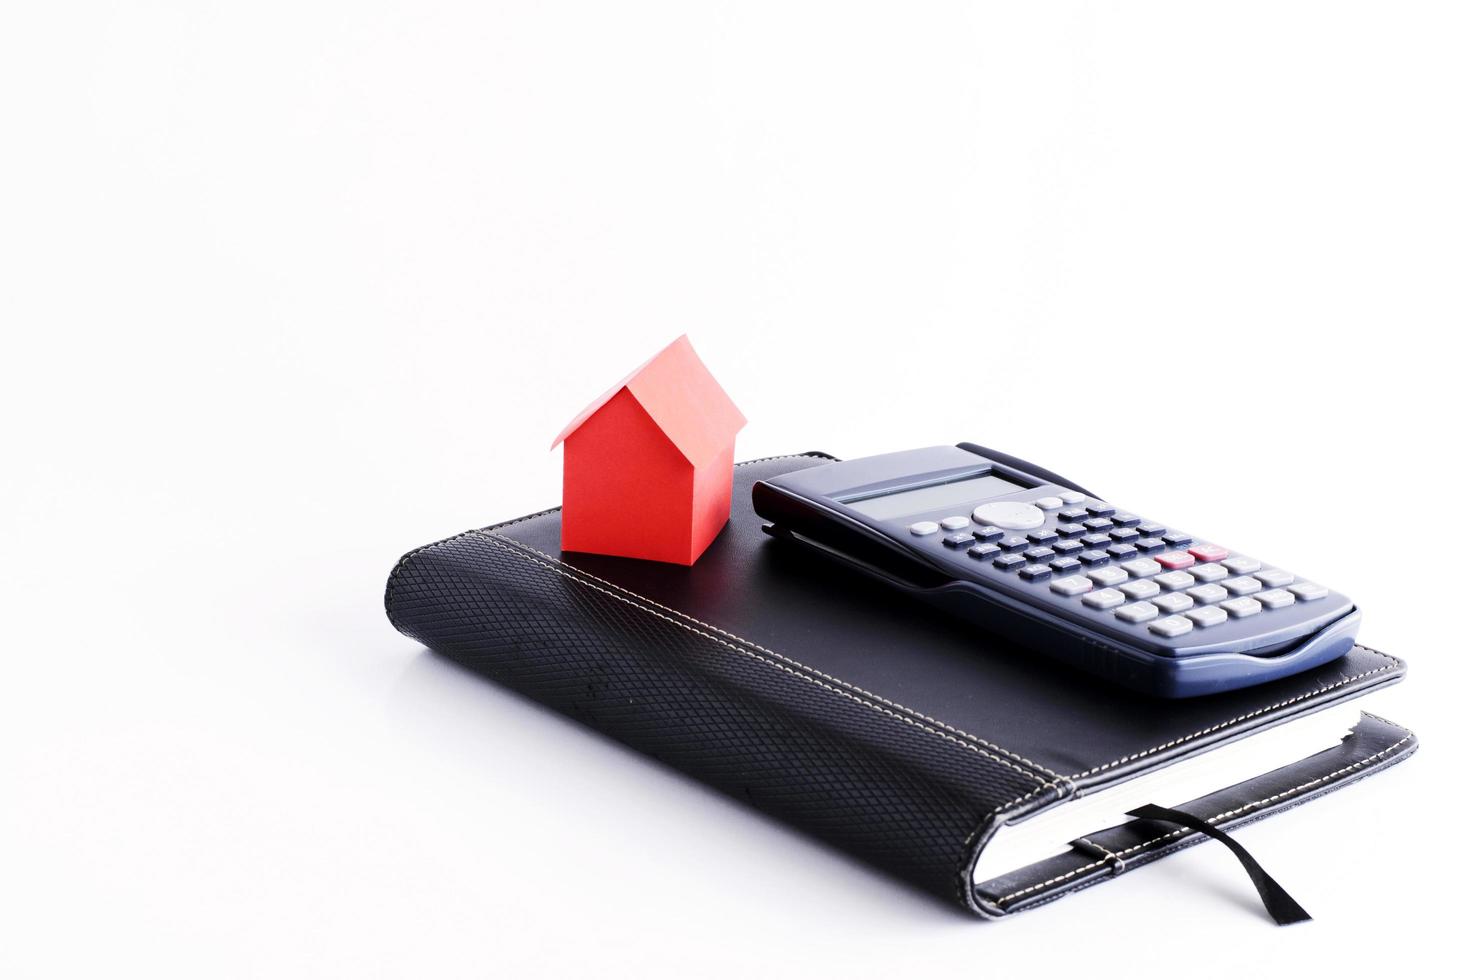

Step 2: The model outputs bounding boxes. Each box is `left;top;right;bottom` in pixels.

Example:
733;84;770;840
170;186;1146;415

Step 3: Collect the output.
845;473;1029;520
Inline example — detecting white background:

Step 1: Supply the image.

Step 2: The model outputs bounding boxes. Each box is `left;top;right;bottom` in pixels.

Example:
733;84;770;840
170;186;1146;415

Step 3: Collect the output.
4;2;1477;976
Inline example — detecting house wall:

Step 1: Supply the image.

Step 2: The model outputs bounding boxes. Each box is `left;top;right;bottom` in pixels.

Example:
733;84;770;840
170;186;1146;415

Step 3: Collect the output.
687;444;736;563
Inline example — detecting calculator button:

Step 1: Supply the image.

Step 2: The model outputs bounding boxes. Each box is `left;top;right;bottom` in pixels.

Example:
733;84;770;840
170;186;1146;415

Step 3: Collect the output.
1107;543;1138;559
1187;583;1229;604
1190;563;1229;582
1059;490;1087;504
1222;576;1262;596
973;501;1046;530
1122;557;1161;578
1138;523;1167;537
999;536;1029;553
1088;566;1129;586
943;531;975;548
909;521;940;536
1052;539;1084;555
940;515;970;531
1026;546;1055;561
967;543;1001;560
1154;570;1195;590
1221;555;1261;575
1135;537;1166;554
1049;557;1082;574
1084;518;1115;532
1058;523;1087;538
1156;550;1196;569
1149;615;1195;638
1020;563;1053;582
1189;544;1229;562
1060;508;1090;522
1028;529;1058;545
1121;579;1161;600
1034;496;1064;511
973;525;1005;542
1220;596;1263;618
994;553;1027;570
1162;530;1193;547
1082;533;1113;547
1085;502;1115;516
1109;527;1140;542
1152;592;1195;613
1185;606;1229;628
1254;568;1295;587
1116;601;1159;623
1078;549;1111;568
1112;514;1142;527
1255;588;1296;609
1083;588;1127;609
1288;581;1329;601
1051;575;1094;596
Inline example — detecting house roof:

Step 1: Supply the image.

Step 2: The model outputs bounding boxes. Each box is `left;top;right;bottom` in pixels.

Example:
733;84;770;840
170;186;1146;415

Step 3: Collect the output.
551;335;747;466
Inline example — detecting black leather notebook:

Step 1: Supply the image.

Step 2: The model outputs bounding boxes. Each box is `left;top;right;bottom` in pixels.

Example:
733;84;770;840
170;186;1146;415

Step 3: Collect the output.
385;453;1416;917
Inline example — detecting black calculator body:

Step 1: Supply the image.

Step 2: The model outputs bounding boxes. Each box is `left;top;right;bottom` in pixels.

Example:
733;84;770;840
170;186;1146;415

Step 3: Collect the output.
752;444;1360;698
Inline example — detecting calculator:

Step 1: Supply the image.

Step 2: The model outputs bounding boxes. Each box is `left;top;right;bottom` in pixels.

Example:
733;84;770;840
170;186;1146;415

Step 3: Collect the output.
752;444;1359;698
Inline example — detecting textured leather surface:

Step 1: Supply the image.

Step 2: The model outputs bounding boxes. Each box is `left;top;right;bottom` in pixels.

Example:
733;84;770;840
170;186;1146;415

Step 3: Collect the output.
385;453;1415;915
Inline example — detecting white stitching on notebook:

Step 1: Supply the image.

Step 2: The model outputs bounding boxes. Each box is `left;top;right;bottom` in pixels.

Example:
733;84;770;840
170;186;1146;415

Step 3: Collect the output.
992;720;1413;906
479;532;1061;790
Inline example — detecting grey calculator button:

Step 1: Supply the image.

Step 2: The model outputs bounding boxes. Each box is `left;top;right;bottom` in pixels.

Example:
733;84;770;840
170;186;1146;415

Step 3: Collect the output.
1154;570;1195;590
1122;557;1161;578
1222;555;1261;575
1222;576;1263;596
1149;615;1194;638
1151;592;1195;614
1034;496;1064;511
1083;588;1127;610
940;515;970;531
1288;581;1329;601
1190;563;1229;582
1187;583;1229;604
909;521;940;536
1186;606;1228;628
1220;596;1263;618
973;500;1046;530
1051;575;1094;596
1059;490;1087;504
1115;601;1158;623
1255;588;1296;609
1120;579;1161;600
1254;568;1295;587
1088;566;1129;586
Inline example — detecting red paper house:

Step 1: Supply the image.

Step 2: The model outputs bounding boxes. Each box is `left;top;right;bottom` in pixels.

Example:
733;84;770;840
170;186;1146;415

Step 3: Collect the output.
551;336;747;565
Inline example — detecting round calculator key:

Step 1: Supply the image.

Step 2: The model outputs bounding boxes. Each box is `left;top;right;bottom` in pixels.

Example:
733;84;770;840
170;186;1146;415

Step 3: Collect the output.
1050;575;1094;596
1189;544;1229;562
1219;596;1263;618
909;521;940;536
1221;555;1261;575
1149;615;1194;638
1255;588;1296;609
1083;588;1127;610
1155;550;1195;570
1115;601;1159;623
1288;581;1329;601
1187;583;1229;605
1254;568;1295;587
1120;579;1161;600
1154;570;1195;590
1121;558;1161;578
1034;496;1064;511
1185;606;1228;628
940;515;970;531
1189;563;1229;582
973;501;1046;530
1088;566;1129;586
1059;490;1087;504
1222;575;1263;596
1151;592;1195;613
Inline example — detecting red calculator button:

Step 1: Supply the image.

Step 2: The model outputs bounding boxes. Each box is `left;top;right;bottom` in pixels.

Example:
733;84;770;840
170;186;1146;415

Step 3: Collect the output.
1189;544;1229;562
1156;550;1196;569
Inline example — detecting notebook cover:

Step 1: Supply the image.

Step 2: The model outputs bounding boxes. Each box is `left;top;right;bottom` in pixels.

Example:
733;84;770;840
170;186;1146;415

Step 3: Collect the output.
385;453;1415;916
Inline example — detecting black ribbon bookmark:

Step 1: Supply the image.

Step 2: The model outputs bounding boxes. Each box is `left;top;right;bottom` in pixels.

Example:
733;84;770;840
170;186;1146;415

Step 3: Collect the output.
1126;804;1313;926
